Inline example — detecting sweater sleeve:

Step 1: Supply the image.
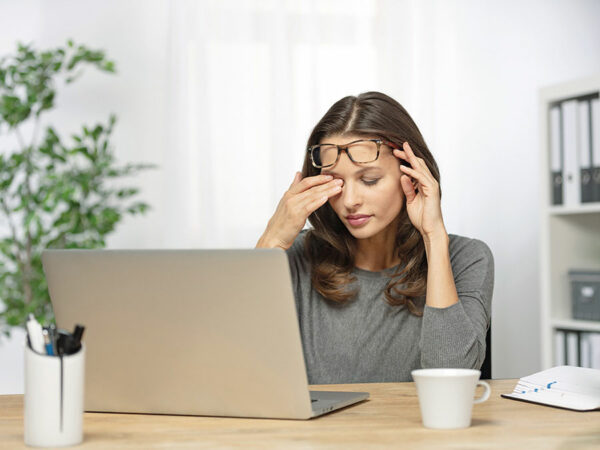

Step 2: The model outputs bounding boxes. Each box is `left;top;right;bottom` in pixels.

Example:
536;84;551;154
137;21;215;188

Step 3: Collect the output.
419;236;494;370
284;229;310;301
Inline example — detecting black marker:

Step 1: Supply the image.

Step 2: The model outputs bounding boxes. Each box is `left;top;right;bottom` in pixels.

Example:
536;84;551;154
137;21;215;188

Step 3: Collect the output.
57;325;85;355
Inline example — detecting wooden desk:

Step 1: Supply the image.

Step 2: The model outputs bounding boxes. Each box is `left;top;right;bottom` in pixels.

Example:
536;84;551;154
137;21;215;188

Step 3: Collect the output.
1;379;599;449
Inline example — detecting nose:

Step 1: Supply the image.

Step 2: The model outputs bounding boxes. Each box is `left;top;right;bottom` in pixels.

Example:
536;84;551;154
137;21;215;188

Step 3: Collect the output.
331;153;363;211
340;177;363;212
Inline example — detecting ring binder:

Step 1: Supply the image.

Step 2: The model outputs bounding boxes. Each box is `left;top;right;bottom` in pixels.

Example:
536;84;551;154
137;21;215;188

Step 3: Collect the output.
550;105;563;205
592;98;600;202
579;100;594;203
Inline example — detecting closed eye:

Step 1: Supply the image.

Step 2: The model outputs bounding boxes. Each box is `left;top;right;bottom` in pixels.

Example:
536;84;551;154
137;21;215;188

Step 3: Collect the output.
362;178;380;186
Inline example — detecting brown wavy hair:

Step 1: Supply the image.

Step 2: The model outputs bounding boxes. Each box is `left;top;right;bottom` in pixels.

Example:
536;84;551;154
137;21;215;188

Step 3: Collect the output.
301;91;441;316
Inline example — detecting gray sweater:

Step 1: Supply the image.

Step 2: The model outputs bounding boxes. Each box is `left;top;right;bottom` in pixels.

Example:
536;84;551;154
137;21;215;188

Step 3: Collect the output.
285;229;494;384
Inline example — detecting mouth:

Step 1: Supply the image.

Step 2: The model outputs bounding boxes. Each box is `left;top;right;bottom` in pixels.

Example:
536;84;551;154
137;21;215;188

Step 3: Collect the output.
345;214;372;227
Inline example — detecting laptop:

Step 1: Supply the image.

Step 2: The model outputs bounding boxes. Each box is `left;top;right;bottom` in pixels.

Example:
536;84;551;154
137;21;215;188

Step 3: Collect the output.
41;248;369;419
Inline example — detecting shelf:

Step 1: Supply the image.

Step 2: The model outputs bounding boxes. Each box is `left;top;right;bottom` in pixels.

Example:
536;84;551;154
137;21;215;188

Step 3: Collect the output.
551;319;600;332
548;203;600;216
539;74;600;369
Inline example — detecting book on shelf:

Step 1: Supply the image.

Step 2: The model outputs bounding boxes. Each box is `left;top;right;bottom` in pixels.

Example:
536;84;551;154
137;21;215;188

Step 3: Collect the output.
554;329;600;369
502;365;600;411
593;98;600;201
549;94;600;205
579;100;594;202
562;99;580;206
549;105;563;205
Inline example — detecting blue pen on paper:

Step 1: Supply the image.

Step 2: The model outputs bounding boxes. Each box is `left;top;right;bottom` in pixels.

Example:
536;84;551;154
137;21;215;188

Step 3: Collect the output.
519;380;558;394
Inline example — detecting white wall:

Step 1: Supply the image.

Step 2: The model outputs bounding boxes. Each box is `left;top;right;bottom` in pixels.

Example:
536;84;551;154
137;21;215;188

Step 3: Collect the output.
0;0;43;394
422;0;600;380
1;0;600;393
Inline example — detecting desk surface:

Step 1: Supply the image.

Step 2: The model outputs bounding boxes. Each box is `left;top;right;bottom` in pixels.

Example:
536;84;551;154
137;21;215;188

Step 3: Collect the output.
1;379;599;449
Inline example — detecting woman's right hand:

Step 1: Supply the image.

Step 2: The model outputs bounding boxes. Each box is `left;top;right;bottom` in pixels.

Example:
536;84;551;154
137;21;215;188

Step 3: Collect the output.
256;172;343;250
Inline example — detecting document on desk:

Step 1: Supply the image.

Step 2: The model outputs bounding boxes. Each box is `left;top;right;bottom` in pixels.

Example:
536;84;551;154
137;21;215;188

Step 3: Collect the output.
501;366;600;411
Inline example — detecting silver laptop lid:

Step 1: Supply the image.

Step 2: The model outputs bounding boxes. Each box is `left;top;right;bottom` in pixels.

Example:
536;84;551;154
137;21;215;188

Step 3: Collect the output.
42;248;314;419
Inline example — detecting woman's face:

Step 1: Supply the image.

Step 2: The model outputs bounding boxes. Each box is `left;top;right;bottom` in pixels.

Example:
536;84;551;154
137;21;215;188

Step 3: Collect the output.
319;134;405;241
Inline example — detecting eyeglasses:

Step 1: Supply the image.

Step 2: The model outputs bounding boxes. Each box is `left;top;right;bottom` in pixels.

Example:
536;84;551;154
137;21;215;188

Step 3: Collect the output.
307;139;397;169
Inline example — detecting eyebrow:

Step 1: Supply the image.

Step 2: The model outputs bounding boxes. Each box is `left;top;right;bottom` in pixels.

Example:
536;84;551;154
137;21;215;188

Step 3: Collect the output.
321;167;382;177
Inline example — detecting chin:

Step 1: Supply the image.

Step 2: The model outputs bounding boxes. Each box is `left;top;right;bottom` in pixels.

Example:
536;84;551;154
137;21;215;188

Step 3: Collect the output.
345;223;379;240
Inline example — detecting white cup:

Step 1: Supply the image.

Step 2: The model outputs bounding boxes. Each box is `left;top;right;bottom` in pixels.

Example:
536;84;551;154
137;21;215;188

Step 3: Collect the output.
24;344;85;447
411;368;490;429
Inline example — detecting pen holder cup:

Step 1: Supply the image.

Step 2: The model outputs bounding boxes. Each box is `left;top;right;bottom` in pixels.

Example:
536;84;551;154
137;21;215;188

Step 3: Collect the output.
24;344;85;447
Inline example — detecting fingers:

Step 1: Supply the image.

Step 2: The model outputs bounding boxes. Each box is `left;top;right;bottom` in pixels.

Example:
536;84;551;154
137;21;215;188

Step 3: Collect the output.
393;142;427;171
401;141;424;170
264;172;340;250
289;171;302;189
303;192;331;216
393;142;436;187
398;164;428;184
288;173;334;195
302;180;343;214
400;174;417;203
283;173;342;219
296;178;343;205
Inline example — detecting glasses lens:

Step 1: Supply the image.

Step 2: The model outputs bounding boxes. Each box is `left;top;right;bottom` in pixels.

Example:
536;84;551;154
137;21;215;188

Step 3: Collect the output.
313;144;338;167
347;140;378;163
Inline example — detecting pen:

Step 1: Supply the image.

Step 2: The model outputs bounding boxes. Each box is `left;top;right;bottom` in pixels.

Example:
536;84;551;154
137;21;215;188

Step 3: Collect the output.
58;325;85;355
42;329;54;356
26;314;45;354
48;324;57;355
72;325;85;350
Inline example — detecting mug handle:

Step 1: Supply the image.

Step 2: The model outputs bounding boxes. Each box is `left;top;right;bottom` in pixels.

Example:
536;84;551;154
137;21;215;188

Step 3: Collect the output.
473;380;491;404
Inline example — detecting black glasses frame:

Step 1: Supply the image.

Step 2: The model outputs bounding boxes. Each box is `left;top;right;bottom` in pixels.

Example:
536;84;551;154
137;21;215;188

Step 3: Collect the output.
307;139;398;169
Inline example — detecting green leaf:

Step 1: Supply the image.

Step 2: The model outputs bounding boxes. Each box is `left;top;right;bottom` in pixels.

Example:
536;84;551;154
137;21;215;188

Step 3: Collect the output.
0;94;32;126
117;188;139;198
24;211;36;227
38;90;55;114
102;61;115;72
91;124;103;140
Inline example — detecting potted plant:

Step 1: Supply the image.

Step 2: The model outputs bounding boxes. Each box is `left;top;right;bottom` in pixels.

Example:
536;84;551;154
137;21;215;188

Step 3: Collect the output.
0;40;154;337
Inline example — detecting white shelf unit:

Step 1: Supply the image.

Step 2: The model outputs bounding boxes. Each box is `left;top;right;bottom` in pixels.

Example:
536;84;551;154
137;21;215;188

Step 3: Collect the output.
540;75;600;369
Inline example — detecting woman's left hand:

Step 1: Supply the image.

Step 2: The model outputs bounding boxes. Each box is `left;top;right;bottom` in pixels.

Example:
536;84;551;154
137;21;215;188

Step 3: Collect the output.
393;142;446;238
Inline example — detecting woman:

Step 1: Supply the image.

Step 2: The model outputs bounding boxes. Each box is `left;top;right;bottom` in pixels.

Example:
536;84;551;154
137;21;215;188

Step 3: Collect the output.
256;91;494;384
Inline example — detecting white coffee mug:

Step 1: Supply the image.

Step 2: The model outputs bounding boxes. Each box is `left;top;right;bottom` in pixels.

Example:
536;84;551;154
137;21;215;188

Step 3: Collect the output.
411;368;490;429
